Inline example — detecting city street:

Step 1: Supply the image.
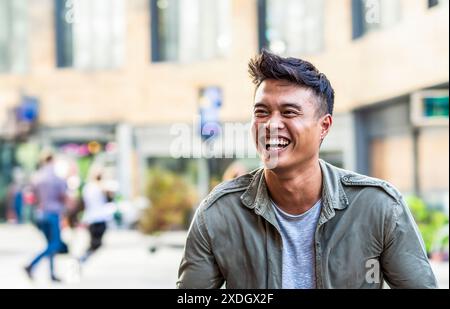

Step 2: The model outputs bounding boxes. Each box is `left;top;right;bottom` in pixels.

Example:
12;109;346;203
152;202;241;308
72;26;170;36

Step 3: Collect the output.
0;224;185;289
0;224;448;289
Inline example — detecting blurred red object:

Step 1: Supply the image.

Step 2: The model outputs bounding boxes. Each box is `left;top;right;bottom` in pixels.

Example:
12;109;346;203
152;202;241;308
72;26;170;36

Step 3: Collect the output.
23;190;36;205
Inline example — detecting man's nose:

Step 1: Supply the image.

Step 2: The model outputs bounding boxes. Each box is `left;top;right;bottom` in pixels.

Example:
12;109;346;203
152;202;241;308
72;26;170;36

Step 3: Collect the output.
264;114;285;131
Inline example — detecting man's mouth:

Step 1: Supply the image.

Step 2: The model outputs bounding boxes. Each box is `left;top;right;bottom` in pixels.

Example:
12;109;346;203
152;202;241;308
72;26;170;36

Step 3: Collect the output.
265;137;291;151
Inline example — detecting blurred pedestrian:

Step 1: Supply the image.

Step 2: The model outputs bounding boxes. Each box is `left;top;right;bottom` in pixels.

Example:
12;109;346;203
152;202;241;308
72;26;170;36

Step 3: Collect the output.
79;171;114;263
7;183;24;224
24;152;67;282
6;168;26;224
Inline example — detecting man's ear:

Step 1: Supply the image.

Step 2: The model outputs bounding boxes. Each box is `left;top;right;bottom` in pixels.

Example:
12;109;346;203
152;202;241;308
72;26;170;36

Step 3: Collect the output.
320;114;333;141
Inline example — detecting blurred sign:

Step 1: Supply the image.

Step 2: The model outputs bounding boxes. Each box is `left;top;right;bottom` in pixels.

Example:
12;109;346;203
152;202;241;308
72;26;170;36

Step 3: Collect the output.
1;95;40;140
16;96;39;124
423;96;449;117
199;87;222;141
411;90;449;127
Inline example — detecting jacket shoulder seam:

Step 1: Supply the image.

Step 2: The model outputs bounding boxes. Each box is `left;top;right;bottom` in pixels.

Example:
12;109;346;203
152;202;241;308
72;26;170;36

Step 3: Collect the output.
341;174;402;202
203;185;249;210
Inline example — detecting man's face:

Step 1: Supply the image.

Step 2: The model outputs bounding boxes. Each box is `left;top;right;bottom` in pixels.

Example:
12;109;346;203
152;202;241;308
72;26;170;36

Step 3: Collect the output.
252;79;331;172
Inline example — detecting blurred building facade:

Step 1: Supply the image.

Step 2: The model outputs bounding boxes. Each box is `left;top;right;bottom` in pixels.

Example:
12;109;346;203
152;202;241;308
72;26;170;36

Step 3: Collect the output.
0;0;449;218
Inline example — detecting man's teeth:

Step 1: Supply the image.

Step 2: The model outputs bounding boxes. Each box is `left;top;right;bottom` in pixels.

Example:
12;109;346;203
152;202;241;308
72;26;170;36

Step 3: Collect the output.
266;138;290;149
268;138;289;145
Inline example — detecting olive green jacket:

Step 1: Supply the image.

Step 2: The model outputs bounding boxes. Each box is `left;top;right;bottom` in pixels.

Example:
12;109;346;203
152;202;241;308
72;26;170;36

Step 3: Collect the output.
177;160;437;289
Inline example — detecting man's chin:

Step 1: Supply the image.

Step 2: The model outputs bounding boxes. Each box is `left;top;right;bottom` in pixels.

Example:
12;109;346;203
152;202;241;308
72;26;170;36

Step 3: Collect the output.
262;155;289;171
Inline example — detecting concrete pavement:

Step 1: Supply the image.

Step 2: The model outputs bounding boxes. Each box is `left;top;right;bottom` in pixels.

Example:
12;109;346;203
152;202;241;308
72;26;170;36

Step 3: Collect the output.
0;224;448;289
0;224;184;289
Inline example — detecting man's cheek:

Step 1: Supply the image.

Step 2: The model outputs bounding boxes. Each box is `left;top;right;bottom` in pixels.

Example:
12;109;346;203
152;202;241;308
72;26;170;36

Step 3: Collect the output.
252;123;265;151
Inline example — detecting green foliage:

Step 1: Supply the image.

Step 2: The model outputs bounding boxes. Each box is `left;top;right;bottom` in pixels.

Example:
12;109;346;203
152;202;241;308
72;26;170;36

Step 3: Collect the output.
139;168;197;234
77;156;93;182
405;196;428;222
15;143;40;172
406;196;449;254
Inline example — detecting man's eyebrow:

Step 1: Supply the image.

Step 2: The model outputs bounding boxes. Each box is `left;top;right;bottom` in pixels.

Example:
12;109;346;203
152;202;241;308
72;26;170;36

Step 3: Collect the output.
281;102;303;110
253;102;303;110
253;102;267;109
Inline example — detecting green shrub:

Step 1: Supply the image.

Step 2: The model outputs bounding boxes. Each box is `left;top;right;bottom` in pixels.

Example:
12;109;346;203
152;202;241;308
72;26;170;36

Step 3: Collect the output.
405;196;449;255
139;168;197;234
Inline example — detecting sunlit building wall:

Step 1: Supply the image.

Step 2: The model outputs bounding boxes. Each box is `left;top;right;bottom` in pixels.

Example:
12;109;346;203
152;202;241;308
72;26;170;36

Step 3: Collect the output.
0;0;448;214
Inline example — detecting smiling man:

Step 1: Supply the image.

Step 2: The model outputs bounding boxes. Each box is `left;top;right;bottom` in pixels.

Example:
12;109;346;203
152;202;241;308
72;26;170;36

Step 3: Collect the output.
177;50;437;289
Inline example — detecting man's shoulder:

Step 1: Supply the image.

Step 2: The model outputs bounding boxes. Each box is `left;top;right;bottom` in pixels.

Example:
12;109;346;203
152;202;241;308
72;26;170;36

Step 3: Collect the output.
198;168;262;212
321;160;403;203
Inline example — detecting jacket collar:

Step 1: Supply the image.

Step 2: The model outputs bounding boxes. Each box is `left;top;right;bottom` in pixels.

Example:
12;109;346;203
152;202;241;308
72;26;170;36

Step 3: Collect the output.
240;160;349;223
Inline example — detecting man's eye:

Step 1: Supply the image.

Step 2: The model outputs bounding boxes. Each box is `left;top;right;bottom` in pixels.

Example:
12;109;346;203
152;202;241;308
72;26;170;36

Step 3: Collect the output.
283;110;298;116
254;110;268;116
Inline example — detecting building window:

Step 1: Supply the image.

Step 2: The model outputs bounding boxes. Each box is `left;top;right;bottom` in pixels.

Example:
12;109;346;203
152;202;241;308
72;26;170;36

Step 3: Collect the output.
352;0;402;40
151;0;232;63
428;0;449;8
55;0;125;69
429;0;439;7
258;0;324;56
0;0;27;73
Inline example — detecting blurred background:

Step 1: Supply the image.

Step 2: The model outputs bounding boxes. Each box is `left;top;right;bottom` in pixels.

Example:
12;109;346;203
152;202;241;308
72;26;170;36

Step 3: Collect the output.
0;0;448;288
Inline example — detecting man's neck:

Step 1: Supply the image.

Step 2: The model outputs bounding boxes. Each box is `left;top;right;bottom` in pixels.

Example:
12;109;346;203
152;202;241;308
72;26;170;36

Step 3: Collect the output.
265;160;323;215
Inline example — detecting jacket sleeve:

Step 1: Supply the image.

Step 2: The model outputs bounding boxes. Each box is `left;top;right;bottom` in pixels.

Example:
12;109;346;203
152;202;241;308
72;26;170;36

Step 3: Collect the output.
177;205;224;289
380;198;438;288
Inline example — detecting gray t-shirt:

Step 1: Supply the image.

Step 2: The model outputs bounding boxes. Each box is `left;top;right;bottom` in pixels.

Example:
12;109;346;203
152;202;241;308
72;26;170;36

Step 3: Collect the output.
272;199;322;289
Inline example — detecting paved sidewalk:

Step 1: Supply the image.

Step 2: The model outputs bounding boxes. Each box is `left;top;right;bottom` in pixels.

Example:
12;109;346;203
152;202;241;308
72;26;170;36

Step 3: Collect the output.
0;224;448;289
0;224;185;289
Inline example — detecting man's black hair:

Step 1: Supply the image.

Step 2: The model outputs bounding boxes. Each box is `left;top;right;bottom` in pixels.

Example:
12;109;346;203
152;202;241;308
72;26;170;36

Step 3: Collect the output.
248;49;335;116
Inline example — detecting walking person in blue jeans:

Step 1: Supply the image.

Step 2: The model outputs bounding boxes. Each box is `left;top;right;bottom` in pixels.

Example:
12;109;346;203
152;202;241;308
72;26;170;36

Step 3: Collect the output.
25;153;68;282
